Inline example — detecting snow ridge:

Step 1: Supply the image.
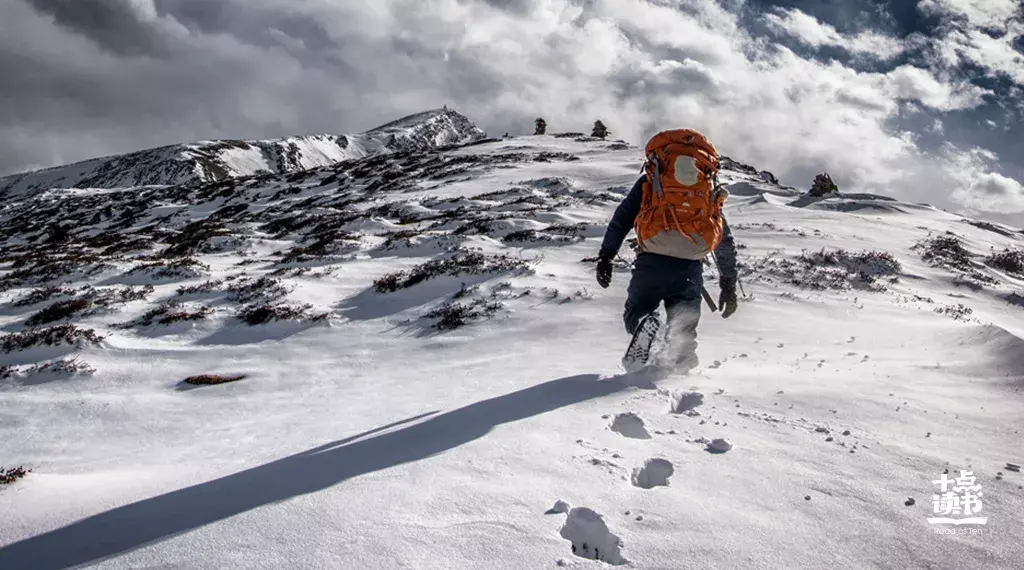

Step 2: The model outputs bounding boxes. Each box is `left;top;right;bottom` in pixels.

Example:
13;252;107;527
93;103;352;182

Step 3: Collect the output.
0;108;486;198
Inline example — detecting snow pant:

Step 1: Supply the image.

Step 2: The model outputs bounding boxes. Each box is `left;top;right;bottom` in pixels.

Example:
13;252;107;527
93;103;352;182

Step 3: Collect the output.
623;253;704;363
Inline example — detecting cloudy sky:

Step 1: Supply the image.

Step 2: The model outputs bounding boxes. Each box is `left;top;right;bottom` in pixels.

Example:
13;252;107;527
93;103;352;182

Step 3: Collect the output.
3;0;1023;226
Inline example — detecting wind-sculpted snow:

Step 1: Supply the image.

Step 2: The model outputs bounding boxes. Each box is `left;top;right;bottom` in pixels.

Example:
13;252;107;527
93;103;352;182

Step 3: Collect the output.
2;130;1021;379
0;138;596;378
1;123;1023;570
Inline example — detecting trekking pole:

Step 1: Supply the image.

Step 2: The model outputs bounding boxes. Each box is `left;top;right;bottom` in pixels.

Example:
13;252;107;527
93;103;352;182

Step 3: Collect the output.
701;286;719;312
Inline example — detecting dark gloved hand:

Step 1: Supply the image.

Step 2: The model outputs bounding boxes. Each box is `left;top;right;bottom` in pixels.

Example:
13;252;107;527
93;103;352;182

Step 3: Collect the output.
719;283;738;318
596;252;614;289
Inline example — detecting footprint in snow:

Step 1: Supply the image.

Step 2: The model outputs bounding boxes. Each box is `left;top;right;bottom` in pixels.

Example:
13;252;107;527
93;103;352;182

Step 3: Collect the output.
669;390;705;414
554;504;630;565
631;457;674;489
609;412;651;439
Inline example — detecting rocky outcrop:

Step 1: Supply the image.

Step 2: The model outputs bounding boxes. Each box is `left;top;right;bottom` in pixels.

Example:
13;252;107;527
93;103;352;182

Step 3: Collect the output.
809;172;839;197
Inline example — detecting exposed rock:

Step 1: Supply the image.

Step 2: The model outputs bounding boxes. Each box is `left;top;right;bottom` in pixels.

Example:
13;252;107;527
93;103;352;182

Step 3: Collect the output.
808;173;839;197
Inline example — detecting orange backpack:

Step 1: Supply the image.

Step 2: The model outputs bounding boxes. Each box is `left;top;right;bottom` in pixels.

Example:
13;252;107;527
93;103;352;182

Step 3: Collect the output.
632;129;729;260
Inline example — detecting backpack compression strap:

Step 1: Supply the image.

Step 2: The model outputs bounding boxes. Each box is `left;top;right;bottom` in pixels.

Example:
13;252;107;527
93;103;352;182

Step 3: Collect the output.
647;152;664;200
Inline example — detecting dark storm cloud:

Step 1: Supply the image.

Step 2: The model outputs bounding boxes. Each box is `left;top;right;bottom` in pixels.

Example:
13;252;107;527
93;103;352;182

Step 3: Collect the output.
1013;34;1024;54
0;0;374;174
27;0;335;58
26;0;170;56
154;0;338;55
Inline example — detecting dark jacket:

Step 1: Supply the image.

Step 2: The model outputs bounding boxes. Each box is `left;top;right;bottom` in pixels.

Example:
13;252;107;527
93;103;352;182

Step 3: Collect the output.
599;174;739;287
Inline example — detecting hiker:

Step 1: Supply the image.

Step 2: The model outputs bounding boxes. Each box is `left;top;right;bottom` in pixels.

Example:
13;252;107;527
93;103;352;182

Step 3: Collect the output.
594;129;739;370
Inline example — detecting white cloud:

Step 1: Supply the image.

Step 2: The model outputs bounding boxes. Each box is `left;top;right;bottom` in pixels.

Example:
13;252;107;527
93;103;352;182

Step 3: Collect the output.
919;0;1024;86
918;0;1021;29
946;148;1024;213
4;0;1022;225
386;0;1011;217
764;7;905;60
882;65;990;111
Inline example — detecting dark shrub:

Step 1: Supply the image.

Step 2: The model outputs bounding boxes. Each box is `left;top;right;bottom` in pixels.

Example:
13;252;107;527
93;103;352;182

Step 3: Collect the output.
424;299;503;330
127;302;214;327
986;248;1024;275
25;298;94;327
373;250;530;293
237;303;328;325
1;466;31;485
0;324;105;352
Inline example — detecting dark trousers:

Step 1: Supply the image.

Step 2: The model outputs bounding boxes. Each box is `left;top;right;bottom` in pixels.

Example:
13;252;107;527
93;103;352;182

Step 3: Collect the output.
623;253;703;362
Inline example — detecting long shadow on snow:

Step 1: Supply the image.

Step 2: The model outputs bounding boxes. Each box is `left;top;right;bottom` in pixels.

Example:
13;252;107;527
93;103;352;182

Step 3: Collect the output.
0;373;629;570
1006;291;1024;309
336;274;505;321
194;320;328;346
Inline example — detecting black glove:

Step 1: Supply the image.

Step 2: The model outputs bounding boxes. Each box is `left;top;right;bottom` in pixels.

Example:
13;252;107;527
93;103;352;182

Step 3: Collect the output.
596;251;613;289
719;283;738;318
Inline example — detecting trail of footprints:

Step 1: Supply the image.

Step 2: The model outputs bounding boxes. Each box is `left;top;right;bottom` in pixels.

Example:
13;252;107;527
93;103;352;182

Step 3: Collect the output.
549;388;734;565
549;342;883;564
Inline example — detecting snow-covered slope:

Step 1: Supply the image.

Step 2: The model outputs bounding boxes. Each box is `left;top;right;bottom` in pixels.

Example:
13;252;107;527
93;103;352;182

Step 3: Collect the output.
0;107;486;199
1;130;1023;569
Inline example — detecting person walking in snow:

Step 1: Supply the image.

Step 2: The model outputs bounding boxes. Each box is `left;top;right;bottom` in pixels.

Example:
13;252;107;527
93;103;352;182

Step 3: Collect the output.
594;129;739;371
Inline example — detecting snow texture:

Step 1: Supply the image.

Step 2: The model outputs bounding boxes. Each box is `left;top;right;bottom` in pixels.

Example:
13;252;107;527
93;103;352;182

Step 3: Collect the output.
558;506;629;565
669;390;705;413
609;412;651;439
546;499;571;515
707;438;735;453
630;458;675;489
1;109;1023;569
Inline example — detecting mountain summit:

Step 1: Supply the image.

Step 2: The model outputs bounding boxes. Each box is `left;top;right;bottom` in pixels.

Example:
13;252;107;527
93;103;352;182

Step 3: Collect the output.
0;107;486;198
